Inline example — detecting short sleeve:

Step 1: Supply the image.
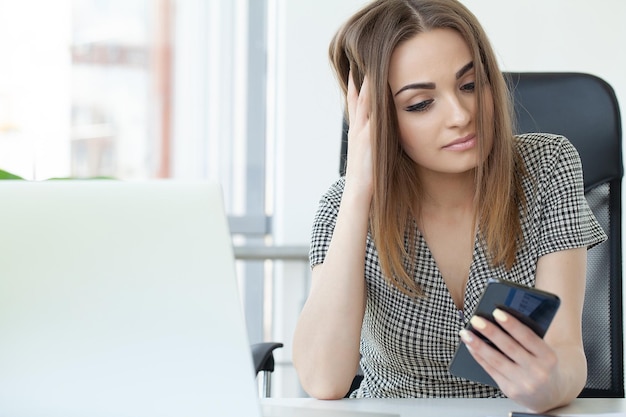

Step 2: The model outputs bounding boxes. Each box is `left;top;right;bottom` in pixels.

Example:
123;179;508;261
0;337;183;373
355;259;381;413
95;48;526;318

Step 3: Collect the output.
537;137;607;257
309;178;345;269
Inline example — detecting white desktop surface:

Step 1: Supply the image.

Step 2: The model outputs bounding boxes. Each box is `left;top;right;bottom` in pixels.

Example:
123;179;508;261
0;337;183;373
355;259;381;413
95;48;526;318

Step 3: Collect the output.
261;397;626;417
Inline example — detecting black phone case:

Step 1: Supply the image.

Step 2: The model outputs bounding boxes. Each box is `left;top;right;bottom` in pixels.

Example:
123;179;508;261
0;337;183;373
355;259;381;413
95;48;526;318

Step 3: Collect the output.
448;278;561;387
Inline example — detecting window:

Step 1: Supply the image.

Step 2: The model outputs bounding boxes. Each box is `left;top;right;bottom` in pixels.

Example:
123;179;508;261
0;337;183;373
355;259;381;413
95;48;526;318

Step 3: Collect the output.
0;0;273;344
70;0;170;179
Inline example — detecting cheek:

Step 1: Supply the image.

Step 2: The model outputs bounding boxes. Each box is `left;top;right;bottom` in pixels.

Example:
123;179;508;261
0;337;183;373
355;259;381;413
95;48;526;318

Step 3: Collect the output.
397;114;434;152
397;119;433;163
397;117;418;153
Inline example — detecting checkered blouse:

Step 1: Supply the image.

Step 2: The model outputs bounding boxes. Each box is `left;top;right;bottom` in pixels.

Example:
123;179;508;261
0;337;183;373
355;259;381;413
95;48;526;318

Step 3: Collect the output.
309;133;607;398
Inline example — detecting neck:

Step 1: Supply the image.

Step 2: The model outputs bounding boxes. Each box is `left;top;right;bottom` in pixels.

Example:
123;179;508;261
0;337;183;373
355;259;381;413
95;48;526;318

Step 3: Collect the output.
418;169;476;212
416;169;478;245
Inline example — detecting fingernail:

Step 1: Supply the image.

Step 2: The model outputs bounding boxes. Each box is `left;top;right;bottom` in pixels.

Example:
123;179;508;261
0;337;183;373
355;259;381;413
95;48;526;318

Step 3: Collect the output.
470;315;487;329
493;308;508;322
459;329;473;343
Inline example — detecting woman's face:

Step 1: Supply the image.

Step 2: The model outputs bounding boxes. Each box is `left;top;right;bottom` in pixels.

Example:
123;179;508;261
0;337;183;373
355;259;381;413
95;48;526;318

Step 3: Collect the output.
388;28;493;177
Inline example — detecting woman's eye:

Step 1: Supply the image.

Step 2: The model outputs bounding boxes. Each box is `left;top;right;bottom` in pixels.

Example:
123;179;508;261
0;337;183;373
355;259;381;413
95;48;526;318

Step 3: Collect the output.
461;82;475;92
406;99;434;112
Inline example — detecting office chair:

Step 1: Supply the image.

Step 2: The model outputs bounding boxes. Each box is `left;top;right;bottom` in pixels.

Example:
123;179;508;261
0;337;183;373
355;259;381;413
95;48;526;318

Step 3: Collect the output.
339;72;624;398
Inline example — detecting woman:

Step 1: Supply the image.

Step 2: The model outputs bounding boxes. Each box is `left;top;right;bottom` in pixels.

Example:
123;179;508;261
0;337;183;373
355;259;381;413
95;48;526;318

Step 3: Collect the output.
292;0;606;413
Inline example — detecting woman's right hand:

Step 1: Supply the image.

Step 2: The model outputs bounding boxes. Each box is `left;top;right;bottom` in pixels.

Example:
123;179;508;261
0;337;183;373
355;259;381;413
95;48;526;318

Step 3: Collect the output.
345;71;374;199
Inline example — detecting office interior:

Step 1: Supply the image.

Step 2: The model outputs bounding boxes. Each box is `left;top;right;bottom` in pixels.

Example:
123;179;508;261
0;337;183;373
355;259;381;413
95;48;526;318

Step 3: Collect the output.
0;0;625;399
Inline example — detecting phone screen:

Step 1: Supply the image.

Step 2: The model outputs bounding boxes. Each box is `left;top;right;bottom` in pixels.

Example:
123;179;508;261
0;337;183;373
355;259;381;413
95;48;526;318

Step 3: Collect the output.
496;285;560;337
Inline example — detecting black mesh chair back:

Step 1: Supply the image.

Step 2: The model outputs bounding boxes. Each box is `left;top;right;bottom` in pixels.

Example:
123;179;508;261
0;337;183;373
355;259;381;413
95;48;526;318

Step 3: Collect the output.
506;72;623;398
338;72;623;398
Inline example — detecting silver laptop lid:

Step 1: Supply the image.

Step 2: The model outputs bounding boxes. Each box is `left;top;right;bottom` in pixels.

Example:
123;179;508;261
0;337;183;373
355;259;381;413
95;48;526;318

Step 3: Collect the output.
0;180;260;417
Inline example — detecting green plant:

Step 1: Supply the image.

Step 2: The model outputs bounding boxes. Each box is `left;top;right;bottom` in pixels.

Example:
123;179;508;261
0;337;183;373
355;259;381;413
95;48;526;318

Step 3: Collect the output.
0;169;23;180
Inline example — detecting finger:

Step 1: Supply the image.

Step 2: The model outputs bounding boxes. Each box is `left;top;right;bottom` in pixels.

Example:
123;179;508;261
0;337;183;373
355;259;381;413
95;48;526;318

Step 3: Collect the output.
492;308;551;358
353;75;370;129
347;72;370;133
459;327;518;379
468;314;536;368
347;70;358;126
461;335;511;386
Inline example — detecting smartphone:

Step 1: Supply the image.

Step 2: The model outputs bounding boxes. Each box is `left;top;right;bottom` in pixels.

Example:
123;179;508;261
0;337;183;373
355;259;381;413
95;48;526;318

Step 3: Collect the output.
448;278;561;387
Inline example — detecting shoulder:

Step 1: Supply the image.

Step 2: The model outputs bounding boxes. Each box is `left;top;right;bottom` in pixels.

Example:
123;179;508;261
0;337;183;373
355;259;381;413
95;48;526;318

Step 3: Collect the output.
318;177;346;210
515;132;578;158
514;133;581;174
310;177;347;266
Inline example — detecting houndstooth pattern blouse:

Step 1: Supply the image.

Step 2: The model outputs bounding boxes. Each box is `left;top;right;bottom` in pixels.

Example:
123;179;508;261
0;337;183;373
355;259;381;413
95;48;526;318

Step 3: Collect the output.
309;133;607;398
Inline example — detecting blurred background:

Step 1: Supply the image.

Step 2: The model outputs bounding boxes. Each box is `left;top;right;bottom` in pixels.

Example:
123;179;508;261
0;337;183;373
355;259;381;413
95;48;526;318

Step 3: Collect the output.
0;0;624;398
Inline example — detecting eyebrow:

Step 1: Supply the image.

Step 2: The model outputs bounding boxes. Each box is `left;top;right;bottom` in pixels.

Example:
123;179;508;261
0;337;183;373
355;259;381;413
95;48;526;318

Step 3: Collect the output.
455;61;474;80
394;61;475;97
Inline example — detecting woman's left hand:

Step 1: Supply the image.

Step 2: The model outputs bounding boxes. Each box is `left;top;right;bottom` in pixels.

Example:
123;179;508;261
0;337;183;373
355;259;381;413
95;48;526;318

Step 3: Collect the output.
460;248;588;412
459;309;561;411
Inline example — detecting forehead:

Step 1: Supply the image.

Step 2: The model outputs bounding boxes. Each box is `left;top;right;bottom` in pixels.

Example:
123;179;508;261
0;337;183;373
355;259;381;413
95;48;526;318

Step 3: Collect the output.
388;28;473;88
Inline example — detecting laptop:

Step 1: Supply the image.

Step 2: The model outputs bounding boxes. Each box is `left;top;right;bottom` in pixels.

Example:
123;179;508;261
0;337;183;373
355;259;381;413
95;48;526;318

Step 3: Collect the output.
0;180;396;417
0;180;263;417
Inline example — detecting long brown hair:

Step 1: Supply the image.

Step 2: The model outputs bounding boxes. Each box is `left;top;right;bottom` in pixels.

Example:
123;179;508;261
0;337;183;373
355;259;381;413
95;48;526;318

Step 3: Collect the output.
329;0;525;297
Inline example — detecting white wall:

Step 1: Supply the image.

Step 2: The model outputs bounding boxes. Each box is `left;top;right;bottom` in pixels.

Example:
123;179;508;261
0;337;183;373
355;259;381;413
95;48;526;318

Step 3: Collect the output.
272;0;367;246
463;0;626;129
269;0;367;396
270;0;626;397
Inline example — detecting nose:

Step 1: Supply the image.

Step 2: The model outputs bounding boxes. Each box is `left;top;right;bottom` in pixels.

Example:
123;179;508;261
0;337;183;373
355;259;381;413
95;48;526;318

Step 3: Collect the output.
445;94;472;128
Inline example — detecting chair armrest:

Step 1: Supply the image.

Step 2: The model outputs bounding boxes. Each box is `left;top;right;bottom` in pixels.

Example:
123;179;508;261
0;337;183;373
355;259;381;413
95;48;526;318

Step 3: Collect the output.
251;342;284;374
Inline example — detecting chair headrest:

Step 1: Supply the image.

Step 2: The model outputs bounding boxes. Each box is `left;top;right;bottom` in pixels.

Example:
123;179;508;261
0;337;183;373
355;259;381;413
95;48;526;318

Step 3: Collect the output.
505;72;623;190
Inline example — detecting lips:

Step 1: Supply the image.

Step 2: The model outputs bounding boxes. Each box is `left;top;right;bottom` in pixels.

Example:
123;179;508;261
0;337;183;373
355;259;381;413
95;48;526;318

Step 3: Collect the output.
443;134;476;150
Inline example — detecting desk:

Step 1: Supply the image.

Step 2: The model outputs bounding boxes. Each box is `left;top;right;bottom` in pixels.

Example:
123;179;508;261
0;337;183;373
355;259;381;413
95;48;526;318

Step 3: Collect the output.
261;398;626;417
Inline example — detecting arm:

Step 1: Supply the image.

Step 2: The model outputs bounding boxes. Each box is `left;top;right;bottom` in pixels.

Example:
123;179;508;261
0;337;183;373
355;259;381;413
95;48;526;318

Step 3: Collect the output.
292;74;373;399
460;247;587;412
